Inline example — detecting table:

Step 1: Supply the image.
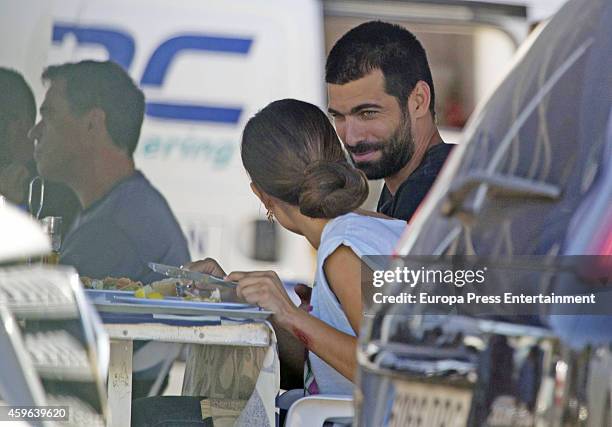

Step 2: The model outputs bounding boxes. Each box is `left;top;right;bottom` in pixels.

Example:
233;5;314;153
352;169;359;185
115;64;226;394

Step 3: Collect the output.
104;322;273;427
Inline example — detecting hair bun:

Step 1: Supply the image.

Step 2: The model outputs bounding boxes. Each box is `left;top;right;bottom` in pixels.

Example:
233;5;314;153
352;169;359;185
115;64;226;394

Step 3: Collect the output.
298;160;369;218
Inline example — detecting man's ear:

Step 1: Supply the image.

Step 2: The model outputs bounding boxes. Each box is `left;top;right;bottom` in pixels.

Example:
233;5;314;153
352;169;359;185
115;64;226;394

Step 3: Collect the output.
408;80;432;120
86;107;107;133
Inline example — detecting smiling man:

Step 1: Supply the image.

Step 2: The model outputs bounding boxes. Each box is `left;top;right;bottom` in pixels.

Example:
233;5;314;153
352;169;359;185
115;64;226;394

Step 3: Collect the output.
326;21;453;221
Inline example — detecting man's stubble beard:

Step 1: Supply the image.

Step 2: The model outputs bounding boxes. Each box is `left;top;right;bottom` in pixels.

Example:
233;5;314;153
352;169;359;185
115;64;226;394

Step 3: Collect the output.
353;115;415;180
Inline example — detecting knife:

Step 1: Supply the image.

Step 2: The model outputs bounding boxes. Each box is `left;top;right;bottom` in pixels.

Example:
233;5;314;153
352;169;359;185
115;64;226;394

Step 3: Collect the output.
148;262;237;289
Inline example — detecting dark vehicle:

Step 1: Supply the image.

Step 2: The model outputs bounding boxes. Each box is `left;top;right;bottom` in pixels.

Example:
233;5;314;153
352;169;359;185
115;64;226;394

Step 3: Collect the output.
356;0;612;425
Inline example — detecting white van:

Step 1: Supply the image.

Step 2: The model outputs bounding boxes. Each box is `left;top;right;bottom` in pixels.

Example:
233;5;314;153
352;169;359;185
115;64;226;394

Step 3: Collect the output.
1;0;560;283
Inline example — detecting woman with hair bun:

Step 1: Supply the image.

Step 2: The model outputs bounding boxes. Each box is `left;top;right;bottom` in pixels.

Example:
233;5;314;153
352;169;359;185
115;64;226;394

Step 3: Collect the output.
190;99;406;395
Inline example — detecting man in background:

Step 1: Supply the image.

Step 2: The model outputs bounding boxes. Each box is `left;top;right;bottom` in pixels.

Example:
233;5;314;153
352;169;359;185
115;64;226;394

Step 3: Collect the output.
28;60;190;397
326;21;453;221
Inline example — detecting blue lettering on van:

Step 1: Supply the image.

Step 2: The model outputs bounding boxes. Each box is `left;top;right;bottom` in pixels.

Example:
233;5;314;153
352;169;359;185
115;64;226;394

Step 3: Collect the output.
53;24;135;69
52;24;252;124
140;35;252;85
138;135;234;168
145;103;242;124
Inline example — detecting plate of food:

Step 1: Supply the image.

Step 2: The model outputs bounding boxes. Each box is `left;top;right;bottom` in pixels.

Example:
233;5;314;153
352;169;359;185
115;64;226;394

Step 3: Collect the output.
113;277;254;310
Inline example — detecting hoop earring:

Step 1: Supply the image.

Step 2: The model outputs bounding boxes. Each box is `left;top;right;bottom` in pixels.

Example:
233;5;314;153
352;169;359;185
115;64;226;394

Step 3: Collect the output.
266;209;275;223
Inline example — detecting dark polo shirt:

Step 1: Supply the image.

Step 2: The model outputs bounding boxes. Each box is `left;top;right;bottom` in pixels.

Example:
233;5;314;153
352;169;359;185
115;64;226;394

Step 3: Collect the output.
377;143;454;221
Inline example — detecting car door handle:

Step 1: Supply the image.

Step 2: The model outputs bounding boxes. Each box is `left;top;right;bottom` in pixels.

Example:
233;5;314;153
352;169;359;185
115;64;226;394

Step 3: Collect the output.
441;172;562;217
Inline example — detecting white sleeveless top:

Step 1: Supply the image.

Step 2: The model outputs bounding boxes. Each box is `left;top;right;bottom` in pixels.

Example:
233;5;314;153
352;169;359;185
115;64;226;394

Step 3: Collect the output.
309;212;406;395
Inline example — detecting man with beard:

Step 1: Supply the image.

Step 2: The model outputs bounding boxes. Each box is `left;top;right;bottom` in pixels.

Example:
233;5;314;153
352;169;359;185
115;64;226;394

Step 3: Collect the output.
326;21;453;221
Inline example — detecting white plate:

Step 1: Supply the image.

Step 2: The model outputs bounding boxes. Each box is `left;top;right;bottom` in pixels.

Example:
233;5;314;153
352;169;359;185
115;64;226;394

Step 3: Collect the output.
84;289;133;302
94;301;271;320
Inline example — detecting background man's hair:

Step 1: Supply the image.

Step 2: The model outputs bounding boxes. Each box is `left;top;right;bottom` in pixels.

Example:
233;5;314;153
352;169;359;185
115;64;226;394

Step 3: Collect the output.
42;60;145;156
326;21;436;116
0;68;36;166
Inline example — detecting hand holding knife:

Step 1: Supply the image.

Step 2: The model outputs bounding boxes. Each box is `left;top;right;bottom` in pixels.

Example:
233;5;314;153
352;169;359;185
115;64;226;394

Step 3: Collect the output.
148;262;237;289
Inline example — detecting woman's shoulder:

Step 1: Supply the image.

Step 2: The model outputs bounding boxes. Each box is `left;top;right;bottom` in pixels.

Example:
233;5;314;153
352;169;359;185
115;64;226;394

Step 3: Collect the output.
320;212;406;256
327;212;406;235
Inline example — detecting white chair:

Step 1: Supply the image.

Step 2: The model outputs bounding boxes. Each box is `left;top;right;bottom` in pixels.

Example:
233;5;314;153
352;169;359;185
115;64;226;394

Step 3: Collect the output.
283;394;354;427
0;265;109;427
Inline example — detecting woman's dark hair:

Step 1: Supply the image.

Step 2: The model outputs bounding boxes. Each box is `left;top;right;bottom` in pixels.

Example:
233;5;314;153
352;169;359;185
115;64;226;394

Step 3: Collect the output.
241;99;368;219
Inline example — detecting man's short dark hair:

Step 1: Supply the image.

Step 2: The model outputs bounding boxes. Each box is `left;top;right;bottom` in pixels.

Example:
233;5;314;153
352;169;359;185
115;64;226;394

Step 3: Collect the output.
0;68;36;166
326;21;436;116
42;60;145;156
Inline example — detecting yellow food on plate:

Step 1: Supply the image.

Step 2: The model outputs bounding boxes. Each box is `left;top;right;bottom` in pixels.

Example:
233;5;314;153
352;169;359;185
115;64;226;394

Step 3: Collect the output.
147;292;164;299
134;285;165;299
